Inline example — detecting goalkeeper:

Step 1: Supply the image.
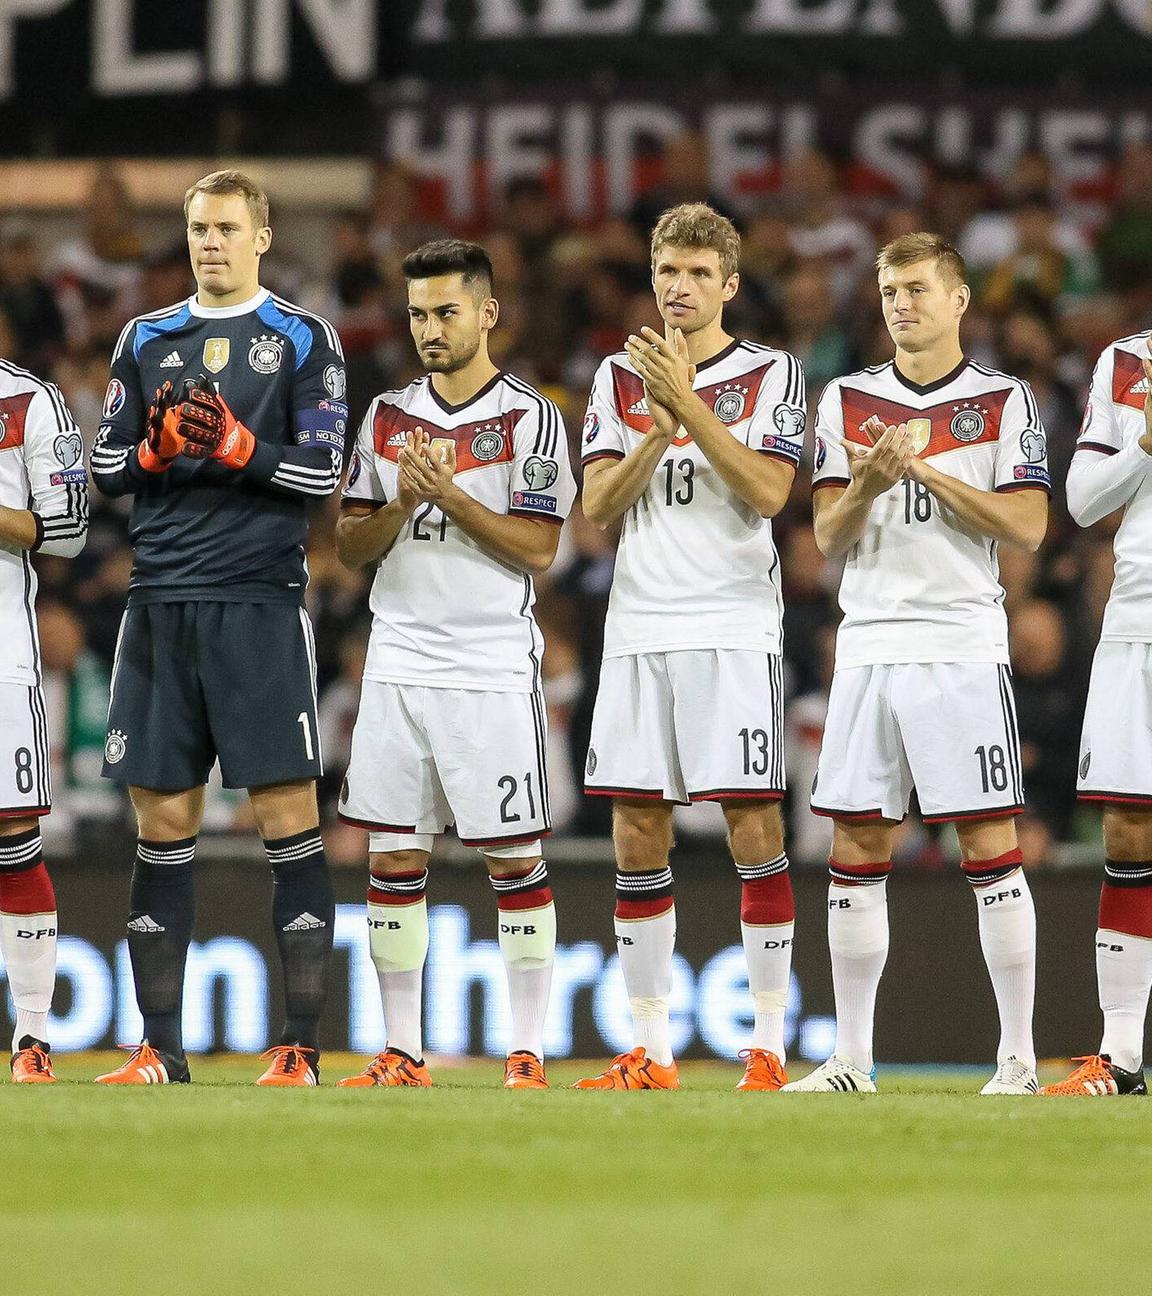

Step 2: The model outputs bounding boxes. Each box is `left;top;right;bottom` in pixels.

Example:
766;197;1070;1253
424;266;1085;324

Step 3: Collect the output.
90;170;346;1087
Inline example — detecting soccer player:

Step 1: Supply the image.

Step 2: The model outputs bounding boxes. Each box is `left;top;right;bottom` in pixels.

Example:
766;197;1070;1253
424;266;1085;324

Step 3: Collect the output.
1040;335;1152;1097
783;233;1049;1095
575;203;807;1091
90;170;346;1086
335;240;574;1090
0;359;88;1082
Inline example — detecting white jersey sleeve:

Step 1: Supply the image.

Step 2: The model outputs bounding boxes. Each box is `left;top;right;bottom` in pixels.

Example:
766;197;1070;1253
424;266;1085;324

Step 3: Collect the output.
1066;347;1152;527
811;380;852;488
580;359;628;465
509;394;577;522
743;352;806;464
24;382;89;558
993;380;1050;494
341;399;387;507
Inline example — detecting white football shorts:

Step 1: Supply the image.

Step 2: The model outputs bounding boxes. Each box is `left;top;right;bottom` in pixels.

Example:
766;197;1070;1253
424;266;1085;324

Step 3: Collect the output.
0;683;51;819
1078;641;1152;806
812;661;1024;824
339;681;551;848
584;650;786;804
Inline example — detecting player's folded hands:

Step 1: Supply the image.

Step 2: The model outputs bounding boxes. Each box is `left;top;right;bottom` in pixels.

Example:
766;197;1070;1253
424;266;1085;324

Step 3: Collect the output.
176;375;256;469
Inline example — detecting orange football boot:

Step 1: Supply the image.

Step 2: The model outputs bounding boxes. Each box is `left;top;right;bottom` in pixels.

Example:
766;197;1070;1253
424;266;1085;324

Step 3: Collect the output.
504;1051;548;1089
95;1042;188;1085
255;1045;319;1087
1040;1055;1147;1096
572;1047;680;1090
736;1048;788;1091
336;1050;432;1088
11;1041;56;1083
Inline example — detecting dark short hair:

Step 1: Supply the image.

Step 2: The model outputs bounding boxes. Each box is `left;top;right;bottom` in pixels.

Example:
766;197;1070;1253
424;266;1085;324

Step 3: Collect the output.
402;239;493;298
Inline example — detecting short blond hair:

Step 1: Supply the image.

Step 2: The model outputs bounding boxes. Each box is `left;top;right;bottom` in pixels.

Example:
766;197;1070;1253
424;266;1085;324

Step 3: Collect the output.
651;202;740;281
183;169;269;231
876;232;966;289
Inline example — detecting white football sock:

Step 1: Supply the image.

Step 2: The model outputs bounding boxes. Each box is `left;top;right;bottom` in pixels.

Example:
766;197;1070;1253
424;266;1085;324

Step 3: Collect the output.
1;910;57;1052
974;870;1036;1069
1098;928;1152;1073
368;896;428;1061
828;879;888;1074
741;920;793;1060
499;900;556;1059
615;905;677;1067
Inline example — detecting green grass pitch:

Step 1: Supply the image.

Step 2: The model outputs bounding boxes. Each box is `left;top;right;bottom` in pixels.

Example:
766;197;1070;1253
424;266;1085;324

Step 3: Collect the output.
4;1054;1148;1295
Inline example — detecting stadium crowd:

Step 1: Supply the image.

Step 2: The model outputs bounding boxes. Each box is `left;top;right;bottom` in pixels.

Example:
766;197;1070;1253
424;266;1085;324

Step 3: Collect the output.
8;137;1152;864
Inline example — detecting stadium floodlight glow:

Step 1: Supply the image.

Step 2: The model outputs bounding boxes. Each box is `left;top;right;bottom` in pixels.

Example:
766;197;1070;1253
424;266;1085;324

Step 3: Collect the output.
182;938;270;1053
43;937;114;1051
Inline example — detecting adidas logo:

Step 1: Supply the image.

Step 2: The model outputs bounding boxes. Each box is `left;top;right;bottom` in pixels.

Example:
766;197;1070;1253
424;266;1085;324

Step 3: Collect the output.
1131;378;1150;395
159;350;184;368
627;397;651;416
283;912;325;932
127;914;165;933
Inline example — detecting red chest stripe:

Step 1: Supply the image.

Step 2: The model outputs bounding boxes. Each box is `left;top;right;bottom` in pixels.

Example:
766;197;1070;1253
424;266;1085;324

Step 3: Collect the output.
839;386;1011;459
373;405;524;472
0;392;34;452
611;359;776;447
1111;349;1148;413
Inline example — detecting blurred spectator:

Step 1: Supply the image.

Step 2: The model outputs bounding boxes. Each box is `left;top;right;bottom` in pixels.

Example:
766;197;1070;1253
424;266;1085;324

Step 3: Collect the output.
48;165;144;344
780;150;874;306
977;195;1098;317
1010;598;1085;850
629;130;734;238
780;262;856;393
960;151;1090;272
1096;142;1152;298
0;223;65;370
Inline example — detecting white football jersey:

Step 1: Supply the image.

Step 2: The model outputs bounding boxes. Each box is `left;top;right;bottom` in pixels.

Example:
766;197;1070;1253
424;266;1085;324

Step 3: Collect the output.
581;339;806;658
342;371;576;692
0;360;89;686
813;358;1049;669
1068;332;1152;643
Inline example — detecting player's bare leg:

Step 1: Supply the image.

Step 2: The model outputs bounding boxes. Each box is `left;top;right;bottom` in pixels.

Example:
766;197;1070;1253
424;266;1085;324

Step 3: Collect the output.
955;818;1037;1093
1;816;58;1082
248;779;333;1085
95;786;203;1084
723;800;792;1090
1043;808;1152;1096
485;847;555;1088
574;799;680;1089
339;842;433;1087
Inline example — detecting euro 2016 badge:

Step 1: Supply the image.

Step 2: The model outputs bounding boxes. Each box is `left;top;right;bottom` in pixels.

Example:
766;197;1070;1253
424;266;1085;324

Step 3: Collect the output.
202;338;230;374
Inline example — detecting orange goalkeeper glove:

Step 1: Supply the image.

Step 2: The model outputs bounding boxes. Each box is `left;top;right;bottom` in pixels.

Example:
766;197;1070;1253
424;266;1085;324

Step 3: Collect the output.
137;380;185;472
175;375;256;469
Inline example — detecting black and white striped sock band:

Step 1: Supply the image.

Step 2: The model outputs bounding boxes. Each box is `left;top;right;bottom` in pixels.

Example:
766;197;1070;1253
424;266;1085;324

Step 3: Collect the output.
136;837;197;868
0;828;43;872
369;870;429;899
1105;859;1152;888
489;860;549;895
616;866;674;901
264;830;325;869
828;860;891;887
736;854;789;882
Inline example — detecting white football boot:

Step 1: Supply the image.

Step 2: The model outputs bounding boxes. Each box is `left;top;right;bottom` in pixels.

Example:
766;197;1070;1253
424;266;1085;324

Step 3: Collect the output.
979;1056;1039;1095
781;1056;877;1092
